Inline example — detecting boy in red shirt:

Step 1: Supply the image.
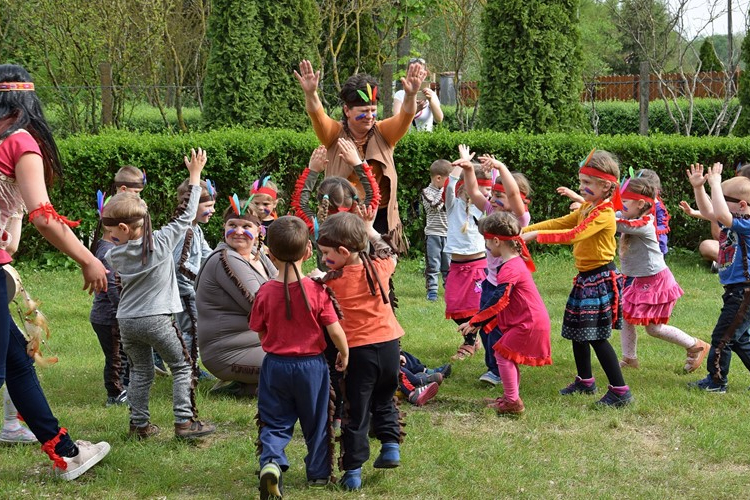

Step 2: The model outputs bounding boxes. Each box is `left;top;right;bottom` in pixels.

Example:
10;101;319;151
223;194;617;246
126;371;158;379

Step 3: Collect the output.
250;216;348;499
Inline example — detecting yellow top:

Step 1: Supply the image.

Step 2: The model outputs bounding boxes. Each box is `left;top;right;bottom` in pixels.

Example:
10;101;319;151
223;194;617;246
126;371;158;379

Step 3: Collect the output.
524;202;616;272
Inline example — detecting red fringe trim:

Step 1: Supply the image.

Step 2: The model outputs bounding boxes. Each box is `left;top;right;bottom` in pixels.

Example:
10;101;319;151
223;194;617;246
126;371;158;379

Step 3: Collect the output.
494;343;552;367
536;201;613;245
610;270;620;327
41;427;69;470
469;287;512;327
28;203;80;228
623;313;670;326
361;161;381;210
483;319;498;333
291;168;315;232
446;309;479;320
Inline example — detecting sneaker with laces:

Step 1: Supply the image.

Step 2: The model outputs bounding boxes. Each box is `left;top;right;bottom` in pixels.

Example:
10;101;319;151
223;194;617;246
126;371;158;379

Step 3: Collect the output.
55;440;111;481
340;468;362;491
129;422;161;440
414;372;444;386
408;381;439;406
174;419;216;439
259;461;283;500
479;371;502;386
426;363;452;378
0;425;37;444
688;375;727;393
495;396;525;415
106;390;128;407
373;442;400;469
595;386;634;407
559;376;597;395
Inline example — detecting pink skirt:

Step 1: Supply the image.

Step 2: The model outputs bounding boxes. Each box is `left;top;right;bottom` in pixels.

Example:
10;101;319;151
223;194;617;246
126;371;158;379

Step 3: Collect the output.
445;258;486;320
622;267;683;325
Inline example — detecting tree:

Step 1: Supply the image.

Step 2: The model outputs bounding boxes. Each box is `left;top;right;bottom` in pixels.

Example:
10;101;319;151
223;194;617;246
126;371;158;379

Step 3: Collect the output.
479;0;586;132
203;0;266;128
734;33;750;135
699;38;723;72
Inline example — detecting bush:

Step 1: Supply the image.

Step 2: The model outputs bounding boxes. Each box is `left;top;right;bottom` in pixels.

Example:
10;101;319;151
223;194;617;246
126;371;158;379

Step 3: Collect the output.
20;128;750;265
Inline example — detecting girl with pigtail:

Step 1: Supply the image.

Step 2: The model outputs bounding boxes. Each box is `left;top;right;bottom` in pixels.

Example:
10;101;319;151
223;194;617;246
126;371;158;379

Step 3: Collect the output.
443;144;493;361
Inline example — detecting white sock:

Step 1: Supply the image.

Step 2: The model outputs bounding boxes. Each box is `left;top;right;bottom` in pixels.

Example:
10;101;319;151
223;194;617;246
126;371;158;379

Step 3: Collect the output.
644;324;694;349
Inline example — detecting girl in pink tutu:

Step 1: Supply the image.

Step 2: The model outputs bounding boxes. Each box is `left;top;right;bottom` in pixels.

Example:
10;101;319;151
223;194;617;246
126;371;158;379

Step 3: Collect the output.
617;176;710;372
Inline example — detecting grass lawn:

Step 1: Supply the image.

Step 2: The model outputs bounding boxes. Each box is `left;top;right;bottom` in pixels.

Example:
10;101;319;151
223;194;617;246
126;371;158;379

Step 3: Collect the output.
2;252;750;499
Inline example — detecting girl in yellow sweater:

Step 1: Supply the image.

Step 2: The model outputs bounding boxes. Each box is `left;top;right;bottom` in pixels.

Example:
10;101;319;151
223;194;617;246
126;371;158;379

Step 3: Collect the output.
523;150;632;407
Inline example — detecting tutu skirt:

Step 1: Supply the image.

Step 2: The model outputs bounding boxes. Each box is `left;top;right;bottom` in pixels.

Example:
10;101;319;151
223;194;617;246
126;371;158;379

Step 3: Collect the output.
622;267;683;326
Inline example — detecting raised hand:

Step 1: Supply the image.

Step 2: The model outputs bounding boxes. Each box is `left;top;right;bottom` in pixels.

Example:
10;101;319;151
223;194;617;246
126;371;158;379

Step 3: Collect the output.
678;200;700;217
308;145;328;173
458;143;475;162
401;61;428;96
337;138;362;167
686;163;706;188
184;147;207;175
294;59;320;95
706;162;724;186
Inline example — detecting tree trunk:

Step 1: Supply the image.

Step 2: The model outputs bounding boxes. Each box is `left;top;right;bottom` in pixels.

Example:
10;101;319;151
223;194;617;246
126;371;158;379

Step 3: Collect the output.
100;62;114;127
639;61;649;135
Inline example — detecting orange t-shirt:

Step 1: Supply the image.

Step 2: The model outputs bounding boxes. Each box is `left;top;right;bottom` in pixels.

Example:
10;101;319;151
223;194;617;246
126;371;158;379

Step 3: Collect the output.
325;257;405;348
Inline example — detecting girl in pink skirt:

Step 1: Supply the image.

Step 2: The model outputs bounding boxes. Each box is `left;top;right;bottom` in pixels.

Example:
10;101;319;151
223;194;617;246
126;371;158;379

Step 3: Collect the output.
617;176;710;372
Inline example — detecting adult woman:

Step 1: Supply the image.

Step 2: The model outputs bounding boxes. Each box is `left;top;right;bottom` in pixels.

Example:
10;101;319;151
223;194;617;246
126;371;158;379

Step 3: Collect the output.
195;205;276;396
393;58;444;132
0;64;110;479
295;60;427;253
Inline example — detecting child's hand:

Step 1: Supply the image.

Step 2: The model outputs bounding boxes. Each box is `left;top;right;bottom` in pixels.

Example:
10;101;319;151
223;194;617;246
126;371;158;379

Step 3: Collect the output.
337;138;362;167
309;145;328;173
452;158;474;171
679;200;700;217
706;162;724;186
557;186;576;199
569;202;582;211
686;163;707;188
356;204;377;226
184;148;207;178
478;154;503;173
400;354;406;366
335;352;348;372
307;268;326;280
458;144;475;162
457;321;478;336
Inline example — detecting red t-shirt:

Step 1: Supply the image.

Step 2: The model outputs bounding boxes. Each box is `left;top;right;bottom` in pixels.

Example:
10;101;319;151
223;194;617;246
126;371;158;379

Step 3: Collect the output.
0;131;41;177
249;277;339;356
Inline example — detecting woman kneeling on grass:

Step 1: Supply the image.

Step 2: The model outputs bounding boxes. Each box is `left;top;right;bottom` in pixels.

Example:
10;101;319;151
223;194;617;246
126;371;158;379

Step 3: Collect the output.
0;64;110;480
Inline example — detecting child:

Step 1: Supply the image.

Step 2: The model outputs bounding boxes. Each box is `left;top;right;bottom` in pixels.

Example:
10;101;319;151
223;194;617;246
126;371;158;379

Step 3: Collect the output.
173;178;215;381
250;176;280;230
523;149;633;407
250;216;349;497
444;145;493;360
114;165;146;194
460;211;551;415
462;154;533;385
635;168;671;255
687;162;750;392
616;177;710;371
103;148;216;439
291;140;380;241
421;159;452;302
316;210;404;491
90;199;128;407
397;350;447;406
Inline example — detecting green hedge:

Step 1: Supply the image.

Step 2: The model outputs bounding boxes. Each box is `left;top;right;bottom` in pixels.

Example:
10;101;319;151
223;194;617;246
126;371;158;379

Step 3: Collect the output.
18;128;750;265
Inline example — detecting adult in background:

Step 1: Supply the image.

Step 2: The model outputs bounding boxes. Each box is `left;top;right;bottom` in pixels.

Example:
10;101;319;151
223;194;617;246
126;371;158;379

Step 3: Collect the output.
0;63;110;479
393;58;444;132
195;205;276;397
295;60;427;253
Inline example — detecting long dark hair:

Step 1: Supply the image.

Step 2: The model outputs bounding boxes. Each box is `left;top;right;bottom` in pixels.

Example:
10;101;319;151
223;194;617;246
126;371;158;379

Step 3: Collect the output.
0;64;62;184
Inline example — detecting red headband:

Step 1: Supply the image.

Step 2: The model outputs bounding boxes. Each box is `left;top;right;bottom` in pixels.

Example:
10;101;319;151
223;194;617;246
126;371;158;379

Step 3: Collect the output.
454;178;493;196
621;190;655;217
252;186;277;200
483;233;536;272
492;184;530;210
579;166;622;210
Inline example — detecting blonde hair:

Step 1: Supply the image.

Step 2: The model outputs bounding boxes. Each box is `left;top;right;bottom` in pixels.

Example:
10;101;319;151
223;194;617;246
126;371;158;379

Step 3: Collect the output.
114;165;145;187
635;168;661;192
101;191;147;229
722;177;750;202
584;150;620;199
429;159;453;177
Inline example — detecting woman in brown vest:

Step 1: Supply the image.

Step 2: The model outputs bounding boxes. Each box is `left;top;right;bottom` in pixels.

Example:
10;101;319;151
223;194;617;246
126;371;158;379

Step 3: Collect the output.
294;60;427;253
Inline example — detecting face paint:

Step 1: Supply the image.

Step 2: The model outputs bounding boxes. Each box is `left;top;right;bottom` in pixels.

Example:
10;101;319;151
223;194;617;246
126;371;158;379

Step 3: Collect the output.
225;228;237;238
243;230;255;239
202;210;213;217
492;197;505;207
111;236;120;243
355;113;367;121
584;187;595;195
325;259;336;266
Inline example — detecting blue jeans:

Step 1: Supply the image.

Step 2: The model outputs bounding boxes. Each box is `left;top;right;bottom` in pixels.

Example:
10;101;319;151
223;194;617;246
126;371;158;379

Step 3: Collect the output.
0;266;75;455
479;280;503;376
424;235;449;293
707;284;750;385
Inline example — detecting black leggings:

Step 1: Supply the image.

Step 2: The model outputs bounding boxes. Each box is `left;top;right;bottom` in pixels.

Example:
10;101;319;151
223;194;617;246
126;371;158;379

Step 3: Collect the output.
572;339;625;387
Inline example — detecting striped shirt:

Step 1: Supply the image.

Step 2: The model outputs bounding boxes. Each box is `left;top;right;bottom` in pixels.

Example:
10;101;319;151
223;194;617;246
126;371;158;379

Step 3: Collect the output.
422;184;448;236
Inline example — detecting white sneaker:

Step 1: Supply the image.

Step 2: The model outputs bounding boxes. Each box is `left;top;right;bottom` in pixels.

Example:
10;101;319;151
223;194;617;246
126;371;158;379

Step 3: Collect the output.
55;440;111;481
479;371;502;386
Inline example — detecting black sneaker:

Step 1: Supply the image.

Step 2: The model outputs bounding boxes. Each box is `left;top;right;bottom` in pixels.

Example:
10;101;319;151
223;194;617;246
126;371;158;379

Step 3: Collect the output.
106;390;128;407
427;364;452;378
688;375;727;393
595;386;634;407
559;376;597;395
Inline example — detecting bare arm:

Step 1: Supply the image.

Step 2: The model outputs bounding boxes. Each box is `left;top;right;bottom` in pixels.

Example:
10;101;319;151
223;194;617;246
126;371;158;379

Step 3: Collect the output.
687;163;714;221
325;321;349;371
422;87;443;123
480;155;524;217
706;163;733;227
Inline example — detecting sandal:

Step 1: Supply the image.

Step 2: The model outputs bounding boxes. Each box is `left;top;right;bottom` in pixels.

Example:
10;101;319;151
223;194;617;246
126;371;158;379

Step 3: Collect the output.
451;343;477;361
619;357;639;369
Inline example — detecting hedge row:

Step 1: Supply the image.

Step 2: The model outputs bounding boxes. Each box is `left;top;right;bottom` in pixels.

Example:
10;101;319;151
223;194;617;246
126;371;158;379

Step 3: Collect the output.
19;128;750;264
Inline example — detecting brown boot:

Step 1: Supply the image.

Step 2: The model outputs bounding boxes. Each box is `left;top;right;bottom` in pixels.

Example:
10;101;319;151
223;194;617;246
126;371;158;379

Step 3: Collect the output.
174;419;216;439
619;357;640;369
684;339;711;373
495;396;525;415
129;422;160;440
